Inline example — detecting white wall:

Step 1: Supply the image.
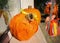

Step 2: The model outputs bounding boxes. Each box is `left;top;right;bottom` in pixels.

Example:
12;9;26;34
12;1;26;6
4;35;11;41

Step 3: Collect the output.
8;0;21;17
21;0;34;9
8;0;34;17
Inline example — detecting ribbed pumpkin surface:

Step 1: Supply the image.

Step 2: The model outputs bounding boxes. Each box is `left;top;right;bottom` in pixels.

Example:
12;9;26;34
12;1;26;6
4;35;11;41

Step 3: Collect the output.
9;8;41;41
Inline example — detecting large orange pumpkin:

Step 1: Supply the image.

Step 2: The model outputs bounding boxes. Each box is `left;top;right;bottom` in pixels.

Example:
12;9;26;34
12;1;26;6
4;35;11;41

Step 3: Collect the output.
9;7;41;41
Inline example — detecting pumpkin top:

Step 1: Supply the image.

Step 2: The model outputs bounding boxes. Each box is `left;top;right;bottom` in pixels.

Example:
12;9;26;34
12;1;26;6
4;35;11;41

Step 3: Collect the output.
20;8;41;24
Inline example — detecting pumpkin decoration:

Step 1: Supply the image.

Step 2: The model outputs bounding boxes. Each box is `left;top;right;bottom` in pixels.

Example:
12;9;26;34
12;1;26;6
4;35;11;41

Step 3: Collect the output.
45;15;58;36
9;6;41;41
48;19;58;36
44;2;58;15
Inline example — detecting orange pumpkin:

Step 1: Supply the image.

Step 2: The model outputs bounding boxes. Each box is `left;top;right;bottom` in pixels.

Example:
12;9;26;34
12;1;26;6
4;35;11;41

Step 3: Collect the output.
21;6;41;24
9;7;41;41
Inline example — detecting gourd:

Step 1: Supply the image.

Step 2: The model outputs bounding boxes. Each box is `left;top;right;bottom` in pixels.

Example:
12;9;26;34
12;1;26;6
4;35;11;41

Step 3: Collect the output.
9;6;41;41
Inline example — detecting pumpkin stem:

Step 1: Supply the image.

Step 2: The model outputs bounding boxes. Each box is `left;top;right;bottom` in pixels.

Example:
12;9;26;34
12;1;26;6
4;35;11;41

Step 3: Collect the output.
28;6;32;9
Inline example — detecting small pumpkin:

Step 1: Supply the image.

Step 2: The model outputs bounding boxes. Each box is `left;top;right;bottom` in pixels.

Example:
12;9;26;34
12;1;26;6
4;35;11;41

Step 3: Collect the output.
9;6;41;41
